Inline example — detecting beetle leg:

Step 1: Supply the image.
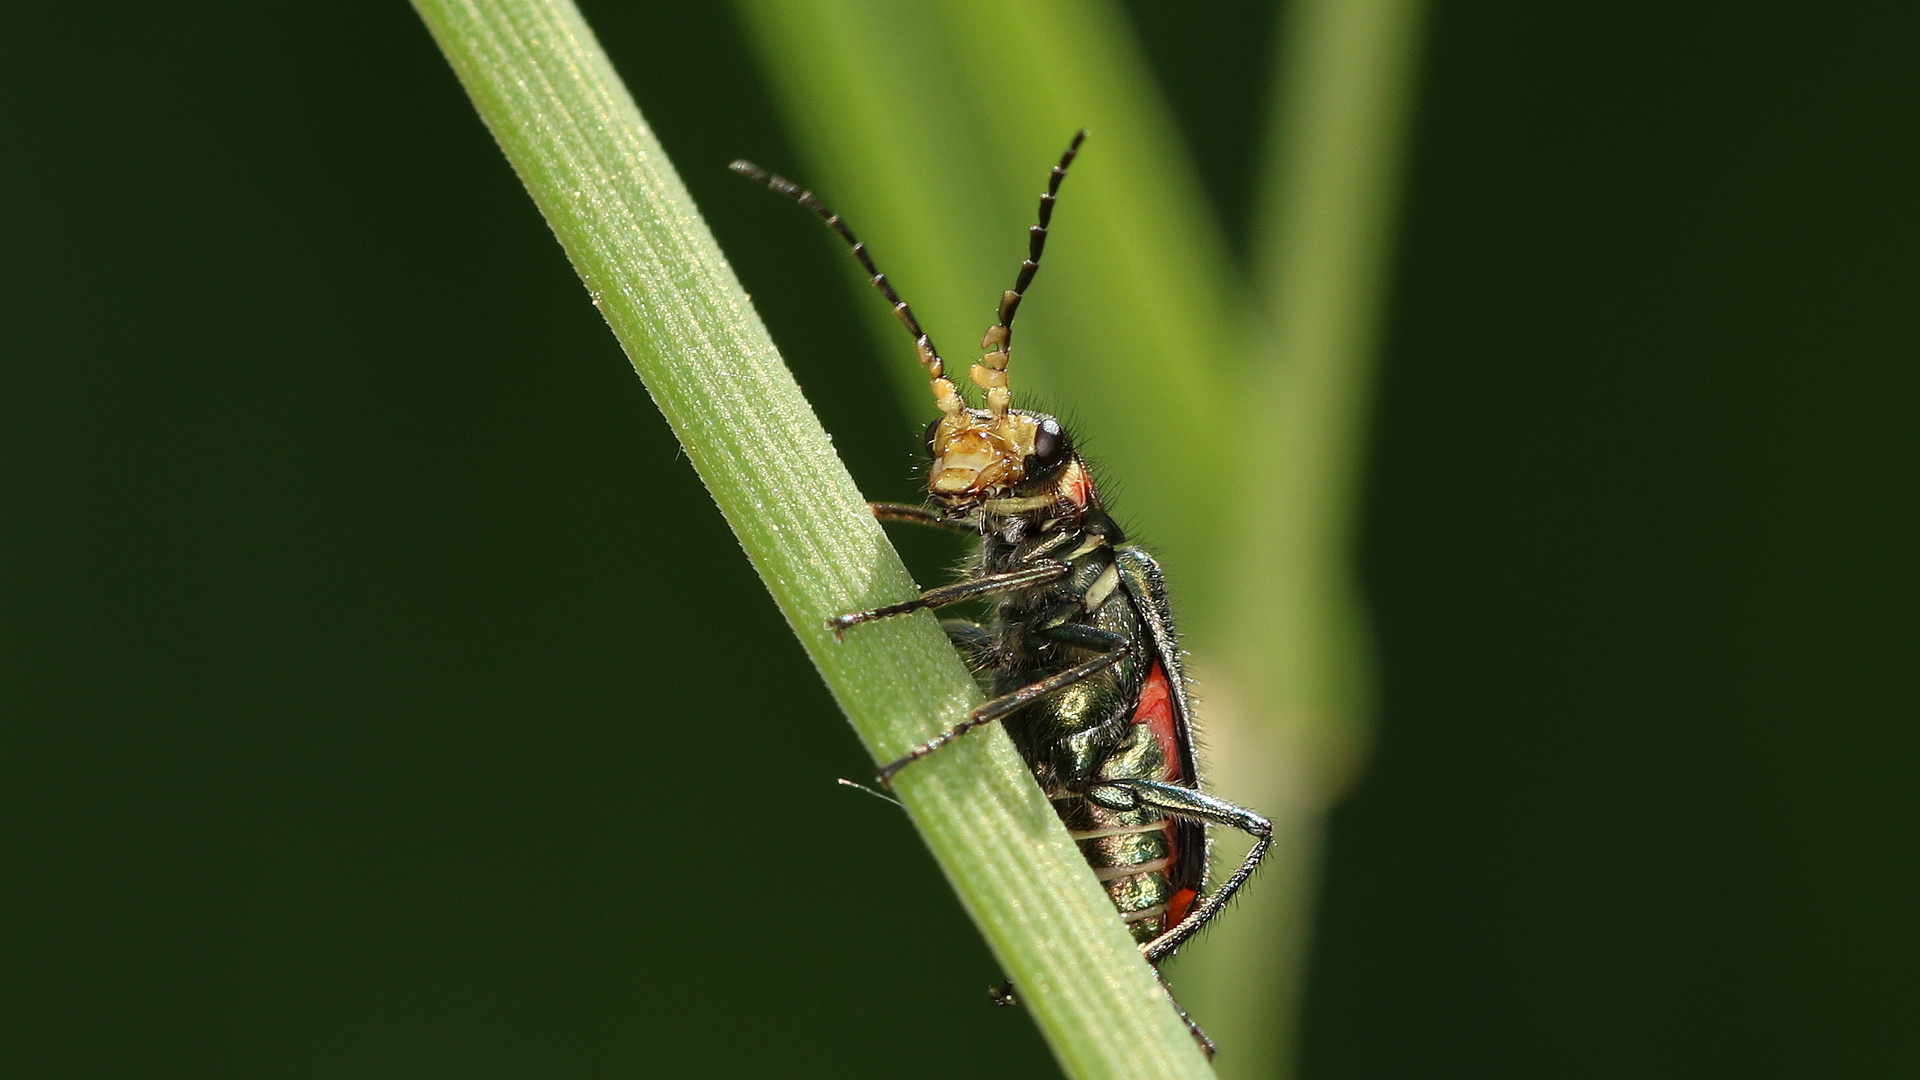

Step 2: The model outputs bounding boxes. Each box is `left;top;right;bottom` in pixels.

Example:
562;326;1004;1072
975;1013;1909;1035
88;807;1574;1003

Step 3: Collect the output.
869;501;977;532
830;562;1070;635
1084;778;1274;964
877;646;1127;785
1040;622;1128;652
981;970;1210;1058
1156;970;1217;1060
984;908;1215;1058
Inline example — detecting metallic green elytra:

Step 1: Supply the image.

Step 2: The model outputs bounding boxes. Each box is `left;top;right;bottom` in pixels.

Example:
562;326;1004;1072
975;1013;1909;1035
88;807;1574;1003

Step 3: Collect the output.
732;131;1270;1059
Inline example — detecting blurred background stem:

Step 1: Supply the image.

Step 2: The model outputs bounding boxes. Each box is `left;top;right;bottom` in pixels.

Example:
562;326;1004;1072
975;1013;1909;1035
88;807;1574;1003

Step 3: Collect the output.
1174;3;1427;1077
738;1;1424;1076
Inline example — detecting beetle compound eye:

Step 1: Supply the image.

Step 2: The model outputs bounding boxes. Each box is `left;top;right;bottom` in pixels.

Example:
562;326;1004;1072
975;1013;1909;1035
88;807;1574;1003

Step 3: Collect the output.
923;417;943;458
1029;416;1070;471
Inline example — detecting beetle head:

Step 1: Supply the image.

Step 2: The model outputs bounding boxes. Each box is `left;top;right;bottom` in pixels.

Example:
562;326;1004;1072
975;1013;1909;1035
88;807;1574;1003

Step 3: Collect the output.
924;405;1085;518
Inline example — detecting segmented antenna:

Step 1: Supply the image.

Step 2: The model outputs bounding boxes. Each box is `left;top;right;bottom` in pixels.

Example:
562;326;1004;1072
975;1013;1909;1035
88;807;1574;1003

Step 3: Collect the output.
974;130;1088;419
729;160;964;417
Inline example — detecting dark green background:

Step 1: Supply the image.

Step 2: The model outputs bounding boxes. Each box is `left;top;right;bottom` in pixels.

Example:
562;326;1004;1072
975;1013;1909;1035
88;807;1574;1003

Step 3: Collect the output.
3;2;1912;1077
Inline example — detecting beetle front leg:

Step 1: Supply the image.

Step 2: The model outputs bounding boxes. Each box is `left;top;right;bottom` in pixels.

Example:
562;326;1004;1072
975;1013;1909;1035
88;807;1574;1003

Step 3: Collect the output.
869;501;977;532
1083;778;1274;964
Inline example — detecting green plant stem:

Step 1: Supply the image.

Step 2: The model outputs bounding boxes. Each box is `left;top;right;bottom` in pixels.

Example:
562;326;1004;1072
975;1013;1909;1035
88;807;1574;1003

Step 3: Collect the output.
408;1;1212;1076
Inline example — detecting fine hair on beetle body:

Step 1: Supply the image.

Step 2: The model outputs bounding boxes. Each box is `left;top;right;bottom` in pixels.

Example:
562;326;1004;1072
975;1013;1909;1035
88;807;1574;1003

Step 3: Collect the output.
732;130;1271;1059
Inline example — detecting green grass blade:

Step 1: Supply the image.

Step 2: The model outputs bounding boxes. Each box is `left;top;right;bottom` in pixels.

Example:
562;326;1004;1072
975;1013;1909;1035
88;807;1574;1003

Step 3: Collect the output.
408;1;1213;1076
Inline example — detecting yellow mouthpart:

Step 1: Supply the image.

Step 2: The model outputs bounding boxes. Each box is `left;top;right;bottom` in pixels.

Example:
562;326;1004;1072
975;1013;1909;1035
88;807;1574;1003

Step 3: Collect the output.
927;412;1039;499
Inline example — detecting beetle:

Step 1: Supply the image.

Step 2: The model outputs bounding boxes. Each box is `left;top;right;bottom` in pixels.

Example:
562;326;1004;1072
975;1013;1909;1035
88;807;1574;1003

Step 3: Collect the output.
731;132;1270;1055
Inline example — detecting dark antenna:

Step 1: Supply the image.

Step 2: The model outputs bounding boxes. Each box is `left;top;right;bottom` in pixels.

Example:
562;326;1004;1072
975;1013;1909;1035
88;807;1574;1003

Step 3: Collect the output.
981;130;1088;365
729;160;951;394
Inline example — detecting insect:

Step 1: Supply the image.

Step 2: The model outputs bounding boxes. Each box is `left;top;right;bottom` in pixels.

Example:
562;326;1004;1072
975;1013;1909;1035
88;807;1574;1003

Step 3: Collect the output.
731;132;1270;1056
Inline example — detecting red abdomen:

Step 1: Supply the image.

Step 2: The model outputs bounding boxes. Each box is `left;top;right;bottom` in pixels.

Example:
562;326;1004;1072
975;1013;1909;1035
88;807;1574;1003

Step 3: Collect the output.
1134;662;1199;928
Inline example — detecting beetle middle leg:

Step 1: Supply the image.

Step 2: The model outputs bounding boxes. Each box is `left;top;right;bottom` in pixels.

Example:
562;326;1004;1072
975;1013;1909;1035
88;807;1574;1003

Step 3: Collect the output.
877;645;1127;785
829;562;1070;636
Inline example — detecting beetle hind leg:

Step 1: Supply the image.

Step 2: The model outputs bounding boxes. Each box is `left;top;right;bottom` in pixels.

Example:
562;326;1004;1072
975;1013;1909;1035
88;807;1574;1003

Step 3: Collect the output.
979;974;1210;1057
1157;971;1217;1060
1081;778;1274;964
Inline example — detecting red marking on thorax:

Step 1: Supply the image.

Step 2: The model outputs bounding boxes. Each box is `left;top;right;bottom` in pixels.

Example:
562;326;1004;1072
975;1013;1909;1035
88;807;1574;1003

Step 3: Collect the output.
1062;464;1093;510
